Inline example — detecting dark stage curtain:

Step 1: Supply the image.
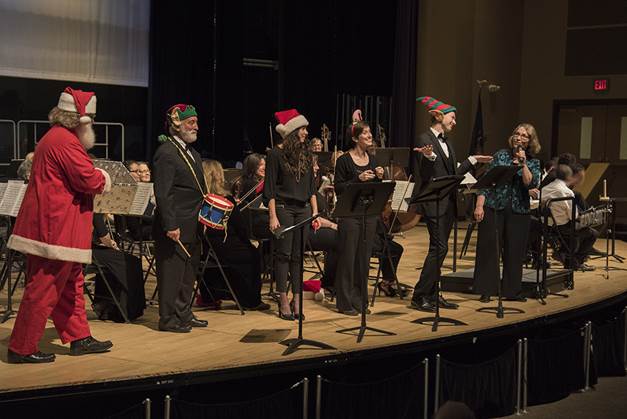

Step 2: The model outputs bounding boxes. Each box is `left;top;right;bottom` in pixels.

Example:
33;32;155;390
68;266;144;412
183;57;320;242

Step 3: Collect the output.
172;383;301;419
527;327;587;406
440;346;517;419
390;0;419;148
320;363;426;419
593;314;627;377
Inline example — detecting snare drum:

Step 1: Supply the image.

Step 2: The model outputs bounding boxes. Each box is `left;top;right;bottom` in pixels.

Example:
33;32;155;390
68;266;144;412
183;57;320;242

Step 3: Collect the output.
199;194;234;230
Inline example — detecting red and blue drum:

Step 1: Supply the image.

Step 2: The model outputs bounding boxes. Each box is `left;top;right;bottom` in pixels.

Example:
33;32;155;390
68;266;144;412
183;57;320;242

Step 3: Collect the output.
199;194;233;230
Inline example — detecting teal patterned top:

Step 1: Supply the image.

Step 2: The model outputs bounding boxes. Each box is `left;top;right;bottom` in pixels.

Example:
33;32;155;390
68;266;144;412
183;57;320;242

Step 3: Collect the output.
479;149;541;214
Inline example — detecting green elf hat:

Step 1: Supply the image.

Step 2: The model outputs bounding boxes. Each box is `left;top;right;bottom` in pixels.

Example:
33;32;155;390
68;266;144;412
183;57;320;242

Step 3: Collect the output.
159;104;198;143
416;96;457;115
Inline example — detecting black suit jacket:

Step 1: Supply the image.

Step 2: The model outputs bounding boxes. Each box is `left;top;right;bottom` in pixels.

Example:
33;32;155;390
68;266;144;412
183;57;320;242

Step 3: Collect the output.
152;139;207;243
410;130;473;217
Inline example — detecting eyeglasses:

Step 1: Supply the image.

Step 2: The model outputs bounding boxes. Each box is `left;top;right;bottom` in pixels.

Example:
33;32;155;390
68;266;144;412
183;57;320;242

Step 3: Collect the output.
138;170;151;174
513;132;530;139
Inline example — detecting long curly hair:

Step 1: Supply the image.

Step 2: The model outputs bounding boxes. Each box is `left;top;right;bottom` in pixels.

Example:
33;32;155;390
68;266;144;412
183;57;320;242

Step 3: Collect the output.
508;123;541;156
281;129;312;180
202;159;229;196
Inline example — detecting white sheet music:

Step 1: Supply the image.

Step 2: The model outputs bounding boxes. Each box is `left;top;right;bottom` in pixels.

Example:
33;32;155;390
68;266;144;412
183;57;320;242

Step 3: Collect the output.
0;181;28;217
390;180;414;212
128;182;153;216
0;183;7;203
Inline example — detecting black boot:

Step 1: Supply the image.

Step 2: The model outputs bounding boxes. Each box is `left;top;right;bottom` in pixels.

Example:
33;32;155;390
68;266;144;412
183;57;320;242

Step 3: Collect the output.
7;349;55;364
70;336;113;356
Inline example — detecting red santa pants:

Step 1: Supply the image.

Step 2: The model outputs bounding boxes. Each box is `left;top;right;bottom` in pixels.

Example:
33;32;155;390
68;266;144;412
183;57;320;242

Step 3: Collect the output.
9;255;91;355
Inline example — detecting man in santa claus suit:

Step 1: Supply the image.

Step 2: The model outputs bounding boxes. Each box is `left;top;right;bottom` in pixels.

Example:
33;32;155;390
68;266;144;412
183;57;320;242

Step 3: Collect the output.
6;87;114;363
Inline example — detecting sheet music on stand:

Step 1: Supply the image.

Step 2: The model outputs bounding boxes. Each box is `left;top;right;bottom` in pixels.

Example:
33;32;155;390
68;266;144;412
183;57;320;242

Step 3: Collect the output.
93;159;137;185
384;180;414;212
128;182;154;216
94;182;154;215
0;180;28;217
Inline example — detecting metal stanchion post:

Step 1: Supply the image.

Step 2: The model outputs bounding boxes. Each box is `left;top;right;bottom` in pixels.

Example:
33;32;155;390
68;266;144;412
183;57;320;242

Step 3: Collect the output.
164;395;171;419
143;398;151;419
423;358;429;419
585;322;592;391
516;339;522;415
315;375;322;419
303;378;309;419
434;354;441;417
523;338;528;413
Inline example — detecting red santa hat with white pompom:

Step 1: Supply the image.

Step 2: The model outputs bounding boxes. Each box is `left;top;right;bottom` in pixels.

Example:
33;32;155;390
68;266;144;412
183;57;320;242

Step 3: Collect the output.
274;108;308;139
57;87;97;124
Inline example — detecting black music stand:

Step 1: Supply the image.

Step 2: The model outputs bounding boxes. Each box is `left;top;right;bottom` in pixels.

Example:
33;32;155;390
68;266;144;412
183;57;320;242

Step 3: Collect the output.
0;219;16;323
374;148;411;176
334;181;397;343
473;165;524;319
275;213;336;355
408;175;465;331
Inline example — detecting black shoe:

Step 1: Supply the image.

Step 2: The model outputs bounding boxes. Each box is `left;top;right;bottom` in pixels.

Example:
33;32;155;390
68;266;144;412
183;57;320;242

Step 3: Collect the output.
437;296;459;310
339;309;359;316
505;295;527;302
189;317;208;327
409;297;436;313
579;263;595;272
159;324;192;333
290;301;305;321
277;302;295;320
479;295;491;303
7;349;55;364
69;336;113;356
245;302;271;311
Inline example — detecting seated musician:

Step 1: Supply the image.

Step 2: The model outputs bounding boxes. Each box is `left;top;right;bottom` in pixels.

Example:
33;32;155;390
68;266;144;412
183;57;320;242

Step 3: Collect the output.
198;159;270;311
541;164;598;271
236;153;271;240
124;161;155;241
91;213;145;322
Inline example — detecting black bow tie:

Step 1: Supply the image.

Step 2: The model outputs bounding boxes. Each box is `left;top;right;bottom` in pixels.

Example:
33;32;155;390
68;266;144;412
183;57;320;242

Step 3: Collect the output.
437;133;446;141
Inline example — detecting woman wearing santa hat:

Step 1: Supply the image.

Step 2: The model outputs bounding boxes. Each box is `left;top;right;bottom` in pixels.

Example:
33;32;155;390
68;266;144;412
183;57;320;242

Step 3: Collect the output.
333;110;385;315
264;109;319;320
6;87;113;363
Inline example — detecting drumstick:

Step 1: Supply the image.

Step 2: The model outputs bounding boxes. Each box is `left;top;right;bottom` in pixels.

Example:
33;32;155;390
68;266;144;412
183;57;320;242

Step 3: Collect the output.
176;239;191;258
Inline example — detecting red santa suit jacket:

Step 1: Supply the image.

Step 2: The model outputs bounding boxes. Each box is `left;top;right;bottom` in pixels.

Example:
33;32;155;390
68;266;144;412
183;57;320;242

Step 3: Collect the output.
8;125;111;264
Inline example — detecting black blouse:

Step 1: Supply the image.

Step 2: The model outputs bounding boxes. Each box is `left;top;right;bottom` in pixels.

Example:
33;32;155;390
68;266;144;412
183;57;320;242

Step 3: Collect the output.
334;152;380;196
263;147;315;205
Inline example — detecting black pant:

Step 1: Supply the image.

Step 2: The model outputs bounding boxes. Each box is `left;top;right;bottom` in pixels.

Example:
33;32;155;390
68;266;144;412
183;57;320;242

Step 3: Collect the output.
274;204;311;293
309;227;339;290
473;206;530;298
412;203;456;301
154;234;201;329
372;233;404;280
557;224;598;267
335;215;377;312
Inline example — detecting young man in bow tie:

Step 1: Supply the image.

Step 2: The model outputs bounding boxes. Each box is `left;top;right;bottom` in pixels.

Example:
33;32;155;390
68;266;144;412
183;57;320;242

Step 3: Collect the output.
410;96;492;313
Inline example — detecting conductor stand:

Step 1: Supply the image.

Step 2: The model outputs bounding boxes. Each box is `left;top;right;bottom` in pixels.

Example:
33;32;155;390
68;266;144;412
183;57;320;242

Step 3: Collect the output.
409;175;467;331
474;165;524;319
276;213;335;355
335;182;397;343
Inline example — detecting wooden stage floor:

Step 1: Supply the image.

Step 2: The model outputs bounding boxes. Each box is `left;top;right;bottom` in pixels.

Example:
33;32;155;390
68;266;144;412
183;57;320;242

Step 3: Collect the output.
1;224;627;396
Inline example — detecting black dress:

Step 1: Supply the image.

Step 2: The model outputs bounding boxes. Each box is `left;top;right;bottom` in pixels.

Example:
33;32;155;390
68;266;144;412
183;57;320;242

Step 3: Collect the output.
92;214;145;322
200;197;264;309
334;152;380;313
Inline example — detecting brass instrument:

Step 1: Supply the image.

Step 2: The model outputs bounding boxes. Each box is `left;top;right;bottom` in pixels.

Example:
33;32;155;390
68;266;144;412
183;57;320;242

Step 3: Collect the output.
321;123;330;152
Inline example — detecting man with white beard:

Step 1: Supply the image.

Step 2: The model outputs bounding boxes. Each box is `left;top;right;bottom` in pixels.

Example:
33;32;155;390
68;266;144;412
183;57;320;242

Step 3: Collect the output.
152;104;207;333
7;87;113;363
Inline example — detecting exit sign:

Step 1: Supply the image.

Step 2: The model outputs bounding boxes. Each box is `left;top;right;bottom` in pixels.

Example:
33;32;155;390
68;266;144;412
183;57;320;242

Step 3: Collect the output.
594;79;609;92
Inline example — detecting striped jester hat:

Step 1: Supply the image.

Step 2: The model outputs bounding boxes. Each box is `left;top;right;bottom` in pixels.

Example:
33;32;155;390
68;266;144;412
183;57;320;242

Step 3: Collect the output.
416;96;457;115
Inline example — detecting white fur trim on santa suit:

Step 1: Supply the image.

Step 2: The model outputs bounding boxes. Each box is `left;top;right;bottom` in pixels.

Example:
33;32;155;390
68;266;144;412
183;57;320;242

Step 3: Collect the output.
8;234;92;264
95;168;112;193
275;114;308;139
58;92;97;115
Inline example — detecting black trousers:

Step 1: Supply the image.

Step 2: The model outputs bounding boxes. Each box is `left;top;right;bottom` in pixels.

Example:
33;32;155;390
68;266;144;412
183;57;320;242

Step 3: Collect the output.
372;234;404;280
473;206;530;298
335;215;377;312
309;227;339;290
274;204;311;293
412;202;456;301
92;248;145;322
557;223;599;266
154;234;201;329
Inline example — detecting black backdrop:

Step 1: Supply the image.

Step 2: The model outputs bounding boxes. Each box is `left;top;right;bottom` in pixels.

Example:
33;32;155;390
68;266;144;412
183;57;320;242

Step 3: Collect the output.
148;0;418;164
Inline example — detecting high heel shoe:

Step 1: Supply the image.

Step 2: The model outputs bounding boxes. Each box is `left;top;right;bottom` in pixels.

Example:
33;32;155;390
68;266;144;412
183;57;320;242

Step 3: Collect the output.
290;300;305;321
377;282;397;297
277;302;294;321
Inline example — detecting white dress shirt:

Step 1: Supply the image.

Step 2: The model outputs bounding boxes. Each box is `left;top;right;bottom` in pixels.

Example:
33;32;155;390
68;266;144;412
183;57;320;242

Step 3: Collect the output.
541;178;577;226
173;135;195;162
426;128;477;165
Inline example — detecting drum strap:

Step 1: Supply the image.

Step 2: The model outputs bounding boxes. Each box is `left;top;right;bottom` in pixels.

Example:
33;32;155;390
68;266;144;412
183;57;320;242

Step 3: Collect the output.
166;136;206;196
